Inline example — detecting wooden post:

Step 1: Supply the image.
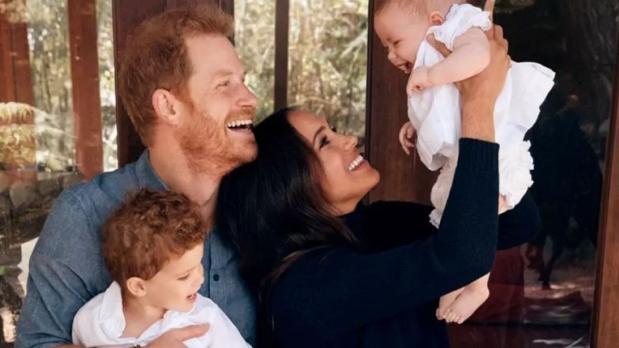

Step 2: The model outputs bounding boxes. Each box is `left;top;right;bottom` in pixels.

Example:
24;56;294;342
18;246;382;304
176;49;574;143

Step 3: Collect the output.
365;0;436;204
0;9;34;104
112;0;235;166
68;0;104;179
0;15;11;102
0;5;36;172
592;30;619;348
274;0;289;111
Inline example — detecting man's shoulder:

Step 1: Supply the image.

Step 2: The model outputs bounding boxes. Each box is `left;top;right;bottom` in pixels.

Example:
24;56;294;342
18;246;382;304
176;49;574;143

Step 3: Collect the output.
60;161;142;208
33;161;145;259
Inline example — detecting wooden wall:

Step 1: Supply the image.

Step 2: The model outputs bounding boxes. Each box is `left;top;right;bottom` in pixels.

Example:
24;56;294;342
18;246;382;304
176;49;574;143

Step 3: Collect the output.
365;0;436;205
592;29;619;348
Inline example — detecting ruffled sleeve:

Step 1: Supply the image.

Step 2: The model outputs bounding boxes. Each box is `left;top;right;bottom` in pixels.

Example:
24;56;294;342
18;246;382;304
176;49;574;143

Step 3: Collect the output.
427;3;491;50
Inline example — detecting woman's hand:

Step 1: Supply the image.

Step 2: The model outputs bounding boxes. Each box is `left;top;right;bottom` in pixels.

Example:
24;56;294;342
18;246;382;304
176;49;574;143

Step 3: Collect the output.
426;0;509;142
458;25;510;142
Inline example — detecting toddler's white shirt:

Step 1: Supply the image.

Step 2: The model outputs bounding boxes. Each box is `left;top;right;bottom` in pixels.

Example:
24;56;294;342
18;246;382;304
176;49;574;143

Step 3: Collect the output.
72;281;251;348
408;3;555;225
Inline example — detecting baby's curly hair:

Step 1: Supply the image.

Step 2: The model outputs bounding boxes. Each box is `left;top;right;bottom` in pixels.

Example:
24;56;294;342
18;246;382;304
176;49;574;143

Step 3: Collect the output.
102;189;207;288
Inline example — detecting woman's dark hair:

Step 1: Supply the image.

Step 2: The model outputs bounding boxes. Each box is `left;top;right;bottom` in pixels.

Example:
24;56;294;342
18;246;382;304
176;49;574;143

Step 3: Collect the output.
216;107;357;295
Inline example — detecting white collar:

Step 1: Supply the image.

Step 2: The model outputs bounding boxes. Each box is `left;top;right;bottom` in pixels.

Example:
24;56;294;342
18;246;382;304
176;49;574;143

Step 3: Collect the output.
98;282;191;340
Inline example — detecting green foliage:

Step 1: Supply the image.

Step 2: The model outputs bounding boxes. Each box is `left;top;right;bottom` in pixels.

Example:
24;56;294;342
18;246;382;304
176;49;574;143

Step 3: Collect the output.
235;0;276;121
27;0;72;118
18;0;116;171
96;0;117;171
26;0;74;169
0;0;27;23
235;0;369;138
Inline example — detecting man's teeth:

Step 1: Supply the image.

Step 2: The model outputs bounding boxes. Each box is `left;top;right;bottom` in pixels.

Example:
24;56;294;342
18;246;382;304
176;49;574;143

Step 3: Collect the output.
348;155;364;171
226;120;254;129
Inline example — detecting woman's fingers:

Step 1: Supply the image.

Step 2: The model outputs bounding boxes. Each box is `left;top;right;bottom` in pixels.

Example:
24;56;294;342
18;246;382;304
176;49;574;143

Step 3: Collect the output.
484;0;495;21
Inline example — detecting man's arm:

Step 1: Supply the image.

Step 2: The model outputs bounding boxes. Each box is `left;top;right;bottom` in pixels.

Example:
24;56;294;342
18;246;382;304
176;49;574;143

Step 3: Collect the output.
16;190;103;348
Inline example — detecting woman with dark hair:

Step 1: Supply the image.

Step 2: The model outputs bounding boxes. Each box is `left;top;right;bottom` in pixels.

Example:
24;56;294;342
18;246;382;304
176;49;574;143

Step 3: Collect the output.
217;26;538;348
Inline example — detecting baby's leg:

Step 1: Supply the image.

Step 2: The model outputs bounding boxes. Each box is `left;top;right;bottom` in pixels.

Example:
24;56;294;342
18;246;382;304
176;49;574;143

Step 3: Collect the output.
443;273;490;324
436;288;464;320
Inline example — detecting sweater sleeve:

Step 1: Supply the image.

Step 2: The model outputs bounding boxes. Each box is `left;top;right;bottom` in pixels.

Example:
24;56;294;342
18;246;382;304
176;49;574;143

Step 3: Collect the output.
269;138;499;336
357;191;539;252
345;201;435;252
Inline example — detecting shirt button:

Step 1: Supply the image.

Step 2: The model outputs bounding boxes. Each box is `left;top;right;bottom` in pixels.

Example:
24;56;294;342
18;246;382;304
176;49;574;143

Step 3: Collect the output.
213;274;220;281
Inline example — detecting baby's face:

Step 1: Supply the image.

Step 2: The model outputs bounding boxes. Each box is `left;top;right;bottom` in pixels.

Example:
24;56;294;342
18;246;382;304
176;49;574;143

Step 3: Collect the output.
374;4;431;74
142;243;205;312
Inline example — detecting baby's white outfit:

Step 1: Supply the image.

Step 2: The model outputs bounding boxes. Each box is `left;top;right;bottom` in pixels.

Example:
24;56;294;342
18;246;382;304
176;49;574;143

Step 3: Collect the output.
72;282;251;348
408;3;555;226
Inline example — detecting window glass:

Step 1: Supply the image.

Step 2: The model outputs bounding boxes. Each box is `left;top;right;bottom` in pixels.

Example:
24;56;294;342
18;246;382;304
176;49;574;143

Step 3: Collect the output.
449;2;616;347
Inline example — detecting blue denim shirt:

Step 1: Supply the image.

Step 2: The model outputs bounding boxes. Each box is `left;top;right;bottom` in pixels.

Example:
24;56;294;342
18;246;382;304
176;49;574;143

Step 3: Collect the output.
16;152;257;348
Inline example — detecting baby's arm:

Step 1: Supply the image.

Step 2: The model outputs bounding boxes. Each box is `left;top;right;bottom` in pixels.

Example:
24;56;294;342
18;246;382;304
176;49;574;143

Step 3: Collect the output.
408;27;491;94
398;121;416;155
429;27;491;85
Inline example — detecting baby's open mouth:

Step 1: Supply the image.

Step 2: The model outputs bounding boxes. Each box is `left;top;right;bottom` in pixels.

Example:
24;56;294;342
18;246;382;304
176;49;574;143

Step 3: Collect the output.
398;62;413;74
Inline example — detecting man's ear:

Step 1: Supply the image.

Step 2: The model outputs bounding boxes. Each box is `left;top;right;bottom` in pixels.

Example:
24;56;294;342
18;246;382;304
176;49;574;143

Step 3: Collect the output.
126;277;148;298
429;11;444;26
152;88;182;126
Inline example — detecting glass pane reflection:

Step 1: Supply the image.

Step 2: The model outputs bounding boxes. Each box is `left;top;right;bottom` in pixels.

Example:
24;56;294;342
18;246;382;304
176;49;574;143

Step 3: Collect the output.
449;1;616;347
0;0;114;344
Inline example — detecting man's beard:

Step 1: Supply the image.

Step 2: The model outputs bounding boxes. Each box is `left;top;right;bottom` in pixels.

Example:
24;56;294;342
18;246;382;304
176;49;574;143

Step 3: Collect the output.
177;107;257;176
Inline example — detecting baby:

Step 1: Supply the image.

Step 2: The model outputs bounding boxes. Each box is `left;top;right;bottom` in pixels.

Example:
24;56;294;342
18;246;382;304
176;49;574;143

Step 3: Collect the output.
72;189;250;348
374;0;554;324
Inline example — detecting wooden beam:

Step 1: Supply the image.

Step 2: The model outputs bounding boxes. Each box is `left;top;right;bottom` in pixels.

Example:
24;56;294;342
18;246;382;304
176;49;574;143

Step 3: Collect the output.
365;0;436;204
0;10;34;104
0;14;14;101
112;0;165;166
10;20;34;104
68;0;103;179
274;0;289;111
592;29;619;348
113;0;235;166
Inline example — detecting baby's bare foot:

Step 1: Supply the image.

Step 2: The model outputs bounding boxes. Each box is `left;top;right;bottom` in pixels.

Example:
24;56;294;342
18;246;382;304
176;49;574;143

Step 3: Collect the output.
436;289;462;320
444;286;489;324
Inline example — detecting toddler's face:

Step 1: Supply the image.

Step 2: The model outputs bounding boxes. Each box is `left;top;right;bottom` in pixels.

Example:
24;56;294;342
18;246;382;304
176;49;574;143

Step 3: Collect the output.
143;243;205;312
374;4;430;74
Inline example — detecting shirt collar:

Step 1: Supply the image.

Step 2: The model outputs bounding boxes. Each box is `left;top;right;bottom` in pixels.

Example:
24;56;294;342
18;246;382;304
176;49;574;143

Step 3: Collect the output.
135;150;169;191
98;282;197;340
99;281;127;339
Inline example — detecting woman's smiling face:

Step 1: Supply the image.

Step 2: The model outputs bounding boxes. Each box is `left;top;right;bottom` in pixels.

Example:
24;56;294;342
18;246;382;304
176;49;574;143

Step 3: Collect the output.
287;110;380;214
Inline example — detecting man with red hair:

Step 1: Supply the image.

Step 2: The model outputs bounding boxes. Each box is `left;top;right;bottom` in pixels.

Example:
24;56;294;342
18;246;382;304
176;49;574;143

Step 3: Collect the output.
17;5;258;348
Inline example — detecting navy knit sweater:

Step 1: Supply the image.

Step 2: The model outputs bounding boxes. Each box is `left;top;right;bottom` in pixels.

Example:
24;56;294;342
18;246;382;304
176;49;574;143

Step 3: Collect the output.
265;139;539;348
